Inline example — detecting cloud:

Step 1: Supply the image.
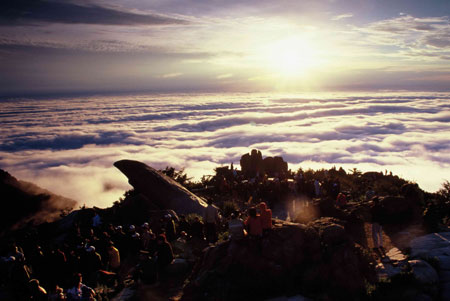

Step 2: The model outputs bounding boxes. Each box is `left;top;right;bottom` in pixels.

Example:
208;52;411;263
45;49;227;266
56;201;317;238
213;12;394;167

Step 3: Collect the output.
159;72;183;78
0;0;188;26
0;131;139;151
216;73;233;79
332;13;353;21
0;92;449;207
351;15;450;61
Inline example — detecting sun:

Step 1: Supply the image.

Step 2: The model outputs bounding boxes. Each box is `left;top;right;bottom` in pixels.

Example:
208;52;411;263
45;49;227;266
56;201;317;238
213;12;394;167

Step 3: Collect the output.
262;36;318;78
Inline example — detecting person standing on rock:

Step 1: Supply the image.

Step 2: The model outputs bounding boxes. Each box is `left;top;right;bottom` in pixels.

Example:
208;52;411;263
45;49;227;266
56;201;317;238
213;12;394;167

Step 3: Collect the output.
259;202;272;235
228;212;246;241
164;214;177;242
155;234;174;279
314;179;321;197
370;197;385;256
191;217;204;240
204;199;220;243
245;207;263;253
244;207;262;237
366;187;376;201
107;242;120;273
177;215;191;237
336;192;347;208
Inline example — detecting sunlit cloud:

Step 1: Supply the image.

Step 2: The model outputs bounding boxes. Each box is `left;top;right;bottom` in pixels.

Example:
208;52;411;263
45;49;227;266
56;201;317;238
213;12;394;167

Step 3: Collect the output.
0;0;188;26
216;73;233;79
331;13;353;21
350;15;450;62
159;72;183;78
0;3;449;93
0;92;449;208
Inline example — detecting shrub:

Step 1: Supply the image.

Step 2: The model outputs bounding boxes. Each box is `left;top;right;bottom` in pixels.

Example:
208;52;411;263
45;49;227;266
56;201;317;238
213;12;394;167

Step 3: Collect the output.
221;201;239;218
186;213;203;223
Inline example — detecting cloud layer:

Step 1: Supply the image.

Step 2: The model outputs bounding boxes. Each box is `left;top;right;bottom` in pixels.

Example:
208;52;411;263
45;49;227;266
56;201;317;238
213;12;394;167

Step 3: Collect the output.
0;0;187;26
0;92;449;207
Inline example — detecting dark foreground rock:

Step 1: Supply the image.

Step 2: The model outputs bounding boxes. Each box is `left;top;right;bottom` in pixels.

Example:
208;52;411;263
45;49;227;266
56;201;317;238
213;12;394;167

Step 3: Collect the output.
410;232;450;300
182;217;376;300
0;169;76;235
114;160;207;216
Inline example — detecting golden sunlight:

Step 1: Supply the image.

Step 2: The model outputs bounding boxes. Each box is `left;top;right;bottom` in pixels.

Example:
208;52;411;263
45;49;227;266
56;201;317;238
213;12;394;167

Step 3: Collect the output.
262;36;318;78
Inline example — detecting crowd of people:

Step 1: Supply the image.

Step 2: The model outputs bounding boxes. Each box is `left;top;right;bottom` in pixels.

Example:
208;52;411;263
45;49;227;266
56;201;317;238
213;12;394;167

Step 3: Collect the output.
1;166;387;300
0;211;209;300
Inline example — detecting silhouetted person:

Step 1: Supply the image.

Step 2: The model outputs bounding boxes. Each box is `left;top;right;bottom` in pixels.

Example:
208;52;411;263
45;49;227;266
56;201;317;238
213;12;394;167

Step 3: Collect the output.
245;207;262;237
67;273;95;300
134;251;157;285
112;225;127;260
336;192;347;208
228;213;245;241
314;179;321;197
107;242;120;272
92;213;102;228
204;199;220;243
370;197;385;255
366;187;376;201
141;222;152;250
164;214;177;242
155;234;174;278
177;215;190;236
83;246;102;288
191;217;204;240
10;252;31;299
29;279;47;301
259;202;272;234
48;285;65;301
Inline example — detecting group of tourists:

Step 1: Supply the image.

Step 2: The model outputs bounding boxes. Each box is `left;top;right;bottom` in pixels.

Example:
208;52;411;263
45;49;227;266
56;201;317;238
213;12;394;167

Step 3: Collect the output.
0;212;199;300
1;174;388;300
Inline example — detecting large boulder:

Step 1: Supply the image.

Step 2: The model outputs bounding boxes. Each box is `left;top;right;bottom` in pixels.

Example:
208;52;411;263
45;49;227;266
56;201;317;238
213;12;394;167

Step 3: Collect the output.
410;232;450;258
239;149;288;178
409;232;450;300
182;218;375;300
114;160;207;216
408;260;439;285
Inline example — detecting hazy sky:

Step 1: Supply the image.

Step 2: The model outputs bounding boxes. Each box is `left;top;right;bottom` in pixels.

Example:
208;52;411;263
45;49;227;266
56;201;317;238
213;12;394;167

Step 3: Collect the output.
1;0;449;95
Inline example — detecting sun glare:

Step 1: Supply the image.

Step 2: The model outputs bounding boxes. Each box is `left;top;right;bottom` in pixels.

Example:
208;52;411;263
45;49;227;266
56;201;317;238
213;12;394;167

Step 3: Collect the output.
262;36;319;78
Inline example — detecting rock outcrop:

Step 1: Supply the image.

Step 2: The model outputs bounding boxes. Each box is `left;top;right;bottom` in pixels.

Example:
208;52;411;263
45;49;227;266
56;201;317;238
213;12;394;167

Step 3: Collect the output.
240;149;288;178
374;232;450;300
410;232;450;300
182;217;375;300
114;160;207;216
0;169;76;234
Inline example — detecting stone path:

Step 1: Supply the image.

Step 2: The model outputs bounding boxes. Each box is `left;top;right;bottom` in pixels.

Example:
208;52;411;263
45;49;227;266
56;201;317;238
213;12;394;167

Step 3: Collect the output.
375;247;408;280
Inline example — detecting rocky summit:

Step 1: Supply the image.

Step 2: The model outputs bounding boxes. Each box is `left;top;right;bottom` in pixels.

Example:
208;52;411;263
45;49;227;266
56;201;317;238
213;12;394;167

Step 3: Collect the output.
114;159;207;216
1;153;450;301
182;217;375;300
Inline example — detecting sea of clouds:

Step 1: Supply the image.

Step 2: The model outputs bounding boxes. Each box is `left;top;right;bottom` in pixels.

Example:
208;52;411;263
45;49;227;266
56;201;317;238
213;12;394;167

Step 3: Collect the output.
1;92;449;207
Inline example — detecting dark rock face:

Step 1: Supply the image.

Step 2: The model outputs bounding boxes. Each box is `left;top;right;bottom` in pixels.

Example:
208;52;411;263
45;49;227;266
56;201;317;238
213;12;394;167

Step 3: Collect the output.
114;160;207;216
0;169;76;234
182;218;375;300
240;149;263;178
239;149;288;178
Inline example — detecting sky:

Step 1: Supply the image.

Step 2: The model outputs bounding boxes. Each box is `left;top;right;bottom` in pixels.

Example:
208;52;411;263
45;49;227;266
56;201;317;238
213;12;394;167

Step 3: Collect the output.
0;0;449;95
0;92;449;207
0;1;449;208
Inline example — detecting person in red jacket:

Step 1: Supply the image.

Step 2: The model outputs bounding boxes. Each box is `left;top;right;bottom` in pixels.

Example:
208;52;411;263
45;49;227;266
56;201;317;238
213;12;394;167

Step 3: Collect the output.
336;192;347;208
244;207;262;237
259;202;272;235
